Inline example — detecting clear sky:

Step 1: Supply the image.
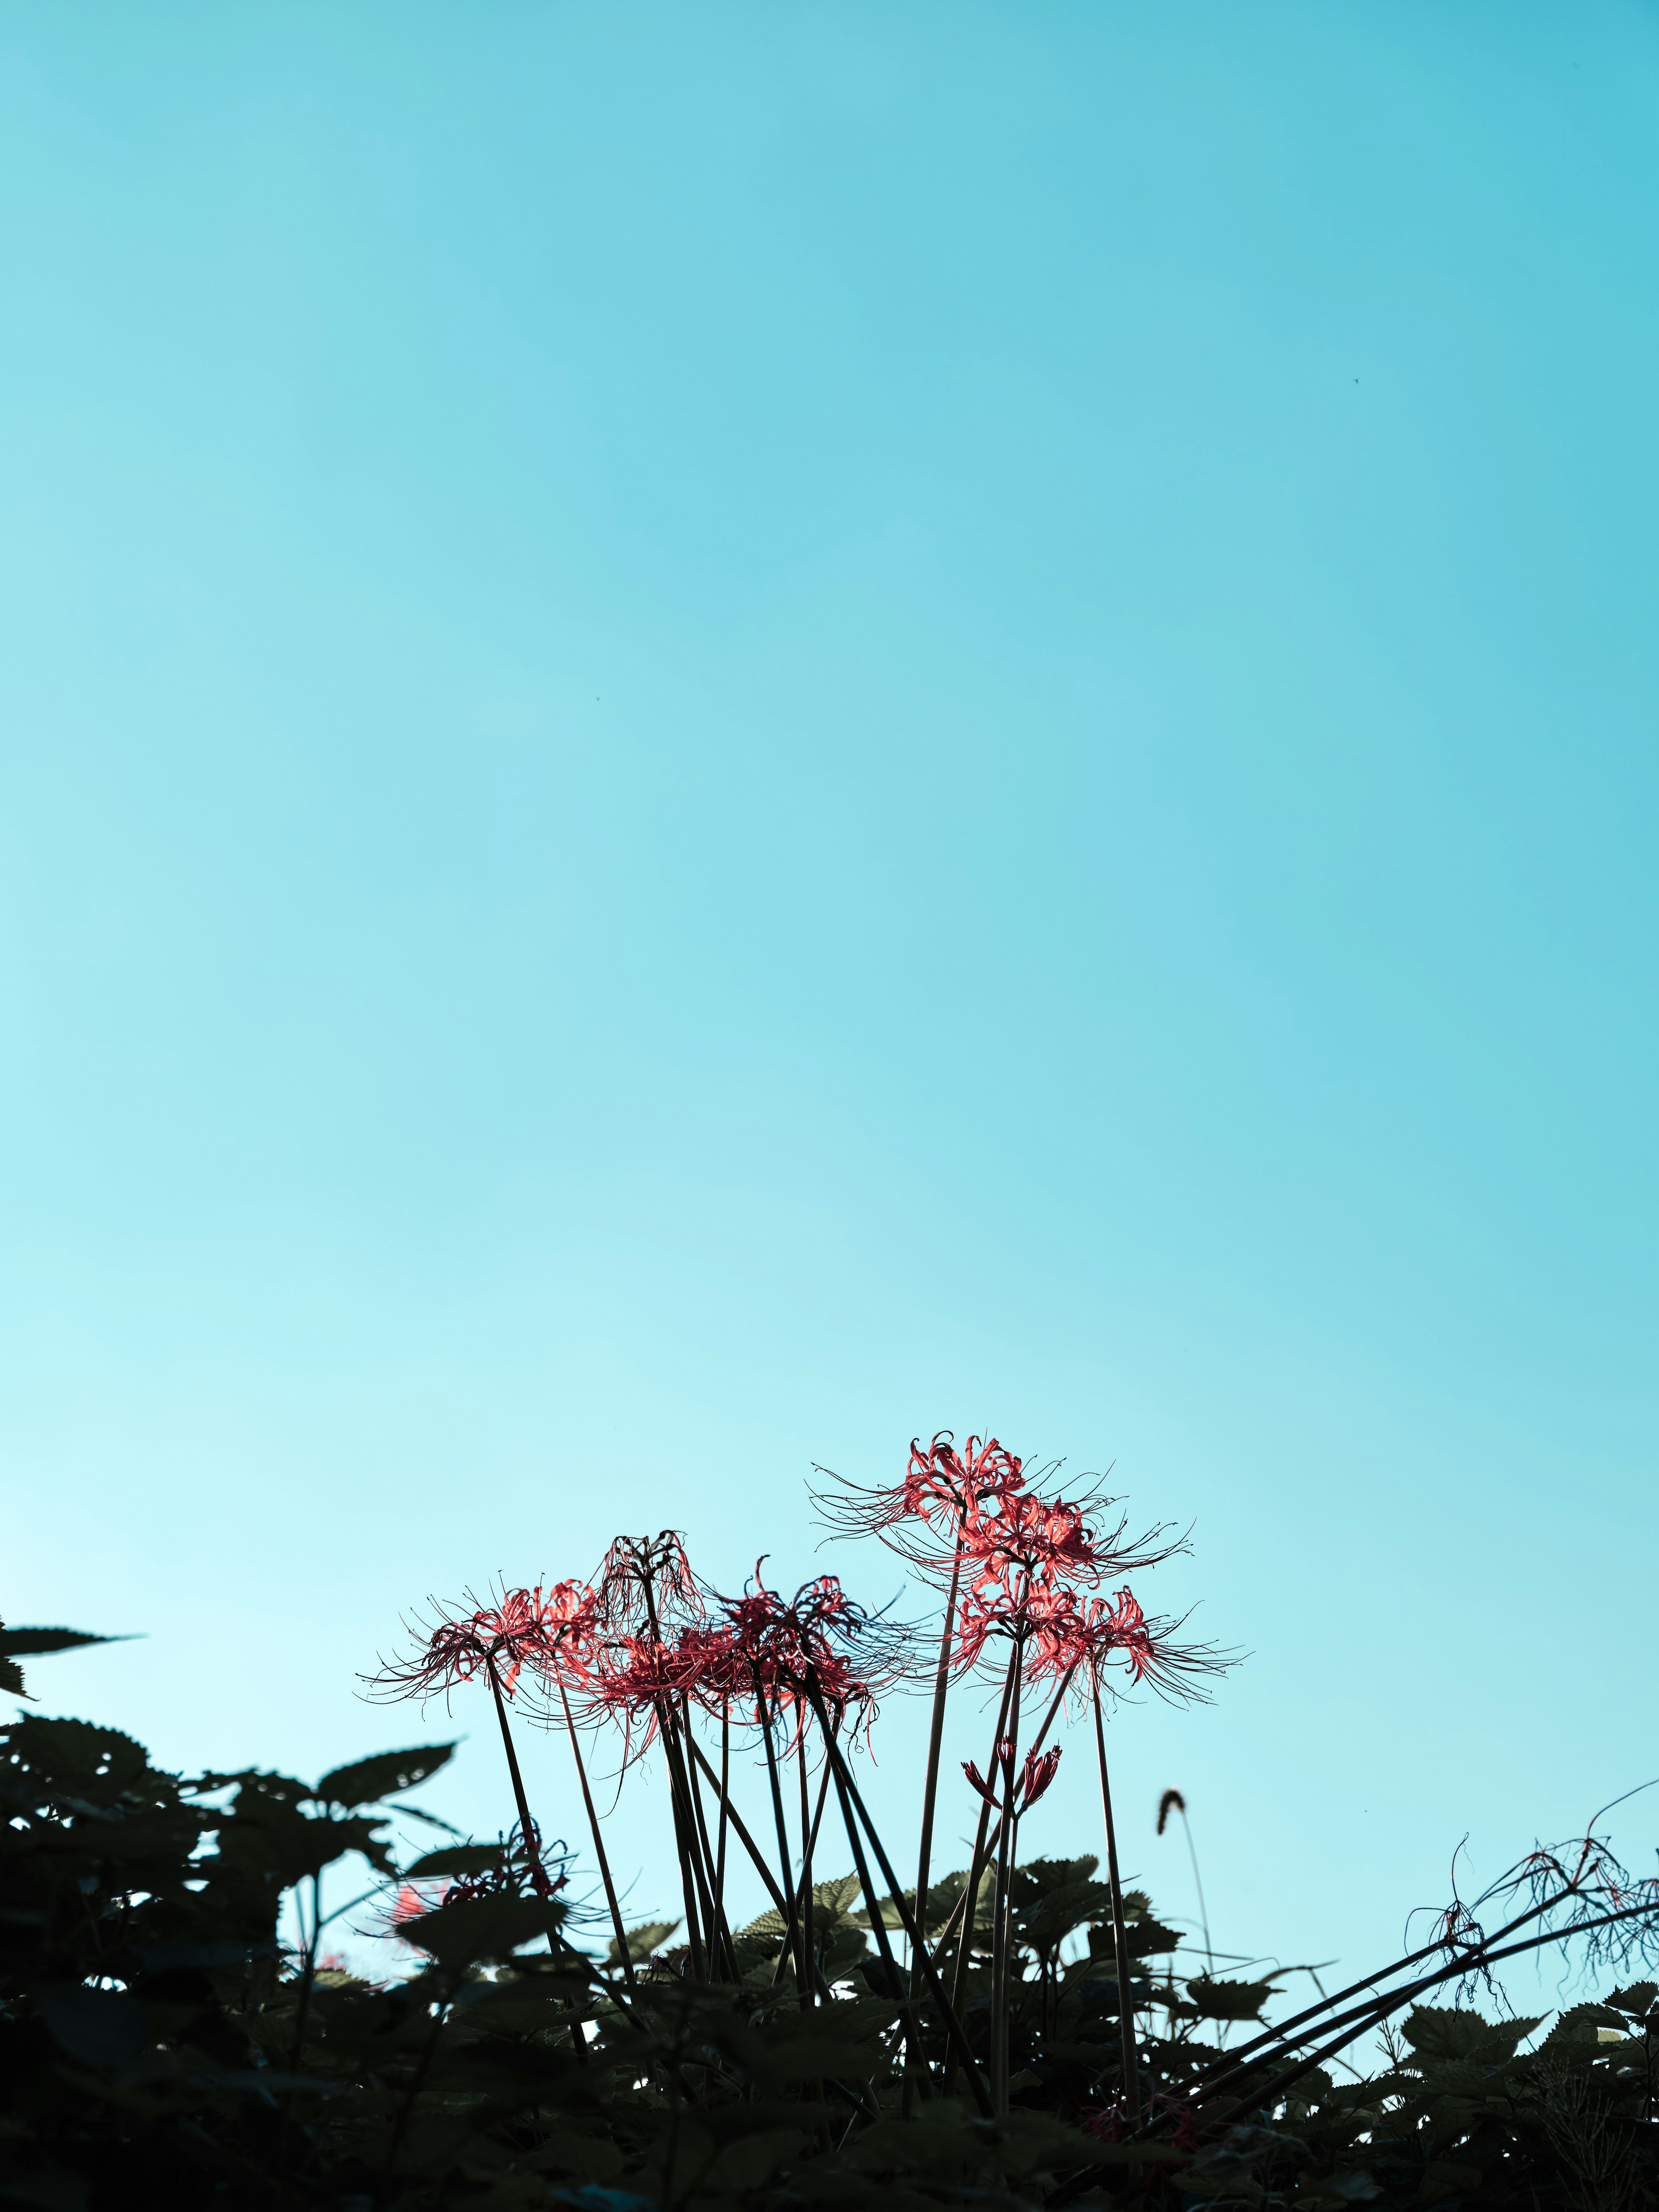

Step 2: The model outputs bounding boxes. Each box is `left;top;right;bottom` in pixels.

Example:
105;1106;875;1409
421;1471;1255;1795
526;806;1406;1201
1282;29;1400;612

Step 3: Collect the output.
5;0;1659;1998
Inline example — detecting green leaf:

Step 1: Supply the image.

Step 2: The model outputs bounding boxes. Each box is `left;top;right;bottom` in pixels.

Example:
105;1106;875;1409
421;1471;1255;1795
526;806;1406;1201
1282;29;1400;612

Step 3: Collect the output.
1185;1974;1283;2021
312;1743;456;1807
0;1626;132;1659
401;1893;569;1967
1402;2008;1494;2062
404;1843;505;1878
1540;2002;1629;2050
607;1918;678;1963
8;1716;151;1804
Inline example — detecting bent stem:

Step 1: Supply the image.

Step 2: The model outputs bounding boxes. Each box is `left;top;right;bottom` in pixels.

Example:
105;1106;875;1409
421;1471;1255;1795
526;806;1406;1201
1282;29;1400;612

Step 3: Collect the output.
1092;1677;1139;2120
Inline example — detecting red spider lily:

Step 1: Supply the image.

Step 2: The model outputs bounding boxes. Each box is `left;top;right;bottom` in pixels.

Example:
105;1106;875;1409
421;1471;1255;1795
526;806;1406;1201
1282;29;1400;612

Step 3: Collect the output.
365;1583;588;1705
810;1432;1030;1581
584;1632;701;1757
530;1577;604;1688
975;1584;1231;1707
592;1532;704;1637
959;1487;1185;1606
963;1738;1063;1815
693;1569;912;1743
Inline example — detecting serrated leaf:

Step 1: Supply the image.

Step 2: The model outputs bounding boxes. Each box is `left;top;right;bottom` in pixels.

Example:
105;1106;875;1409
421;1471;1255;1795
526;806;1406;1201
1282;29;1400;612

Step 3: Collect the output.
9;1717;151;1803
1185;1974;1282;2021
810;1872;866;1921
608;1919;679;1963
1402;2008;1495;2062
1540;2002;1629;2050
312;1743;456;1807
401;1893;569;1967
405;1843;504;1878
0;1626;133;1659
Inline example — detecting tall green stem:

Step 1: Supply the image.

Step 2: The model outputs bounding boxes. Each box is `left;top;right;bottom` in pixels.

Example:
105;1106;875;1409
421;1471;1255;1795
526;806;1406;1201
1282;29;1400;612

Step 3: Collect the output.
909;1548;963;1996
1092;1678;1139;2120
753;1675;804;1990
557;1678;637;1992
485;1656;548;1891
990;1636;1025;2116
804;1681;992;2119
797;1737;815;2010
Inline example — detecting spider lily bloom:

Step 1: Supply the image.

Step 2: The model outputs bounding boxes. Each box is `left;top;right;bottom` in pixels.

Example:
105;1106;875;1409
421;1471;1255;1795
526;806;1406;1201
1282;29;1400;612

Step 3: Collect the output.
704;1570;910;1744
810;1432;1029;1583
959;1488;1186;1611
365;1584;576;1706
593;1532;704;1639
528;1577;604;1692
585;1631;702;1758
364;1587;571;1898
1023;1586;1231;1708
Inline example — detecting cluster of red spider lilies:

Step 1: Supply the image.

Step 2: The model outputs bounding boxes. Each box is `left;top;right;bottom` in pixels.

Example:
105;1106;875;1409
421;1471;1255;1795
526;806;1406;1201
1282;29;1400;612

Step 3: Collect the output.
367;1431;1230;2119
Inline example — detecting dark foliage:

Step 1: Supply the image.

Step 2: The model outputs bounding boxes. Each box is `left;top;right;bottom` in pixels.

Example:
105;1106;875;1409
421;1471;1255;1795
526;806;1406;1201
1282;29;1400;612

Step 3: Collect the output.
3;1659;1656;2211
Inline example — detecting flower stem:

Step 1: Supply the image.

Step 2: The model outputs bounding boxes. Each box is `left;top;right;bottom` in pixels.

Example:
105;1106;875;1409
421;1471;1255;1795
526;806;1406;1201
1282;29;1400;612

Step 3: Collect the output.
557;1677;637;1992
990;1639;1025;2116
804;1679;993;2119
909;1549;962;1998
485;1655;549;1892
1092;1677;1139;2121
753;1674;805;1991
797;1736;815;2011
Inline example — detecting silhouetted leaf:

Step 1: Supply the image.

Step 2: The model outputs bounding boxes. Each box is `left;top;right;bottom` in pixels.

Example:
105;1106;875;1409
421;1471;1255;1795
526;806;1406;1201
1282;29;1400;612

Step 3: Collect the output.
1185;1973;1282;2021
405;1843;504;1878
312;1743;456;1807
0;1627;131;1659
402;1893;569;1967
607;1919;678;1963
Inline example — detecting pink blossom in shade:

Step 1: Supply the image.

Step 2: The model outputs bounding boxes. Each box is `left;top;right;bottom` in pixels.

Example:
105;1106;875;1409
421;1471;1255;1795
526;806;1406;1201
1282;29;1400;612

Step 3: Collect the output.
696;1569;912;1744
384;1879;451;1941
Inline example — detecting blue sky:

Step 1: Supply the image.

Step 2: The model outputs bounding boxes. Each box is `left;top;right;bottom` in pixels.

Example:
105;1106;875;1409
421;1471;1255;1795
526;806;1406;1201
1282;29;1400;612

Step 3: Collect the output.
5;0;1659;1997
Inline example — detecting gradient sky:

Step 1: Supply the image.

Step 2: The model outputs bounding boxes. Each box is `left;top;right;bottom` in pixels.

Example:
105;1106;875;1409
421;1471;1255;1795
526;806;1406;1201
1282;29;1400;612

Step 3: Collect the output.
6;0;1659;1999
